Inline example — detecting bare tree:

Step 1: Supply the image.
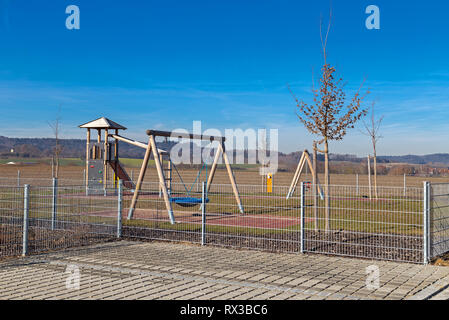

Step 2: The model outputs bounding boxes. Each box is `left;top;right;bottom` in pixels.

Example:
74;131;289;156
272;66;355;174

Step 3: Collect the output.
48;105;63;179
361;102;383;199
289;9;369;231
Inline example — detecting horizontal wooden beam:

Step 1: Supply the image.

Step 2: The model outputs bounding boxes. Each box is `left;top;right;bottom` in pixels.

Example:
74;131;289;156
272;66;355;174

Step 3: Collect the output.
146;129;225;142
110;134;168;154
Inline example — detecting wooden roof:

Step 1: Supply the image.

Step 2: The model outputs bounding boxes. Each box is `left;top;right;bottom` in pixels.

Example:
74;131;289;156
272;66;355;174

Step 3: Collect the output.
79;117;127;130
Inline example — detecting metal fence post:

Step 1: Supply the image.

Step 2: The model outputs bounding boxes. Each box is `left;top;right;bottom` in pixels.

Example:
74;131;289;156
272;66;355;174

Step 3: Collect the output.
51;178;58;230
356;174;359;196
117;180;123;238
22;184;30;257
17;170;20;187
423;181;430;264
201;181;206;246
300;181;305;254
404;174;407;197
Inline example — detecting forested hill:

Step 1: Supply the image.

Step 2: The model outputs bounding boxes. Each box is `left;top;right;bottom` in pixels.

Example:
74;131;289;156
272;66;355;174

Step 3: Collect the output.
0;136;174;159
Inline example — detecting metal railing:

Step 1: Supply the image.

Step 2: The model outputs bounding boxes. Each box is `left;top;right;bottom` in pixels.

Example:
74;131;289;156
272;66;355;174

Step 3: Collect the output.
429;183;449;260
1;178;448;264
0;180;120;259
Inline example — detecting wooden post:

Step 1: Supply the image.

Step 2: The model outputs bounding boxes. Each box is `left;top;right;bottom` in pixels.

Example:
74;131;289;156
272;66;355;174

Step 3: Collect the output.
114;129;119;188
293;156;306;192
86;129;90;189
167;159;172;194
104;128;109;189
127;139;152;220
150;135;175;224
159;153;163;198
303;152;324;199
313;142;318;231
220;142;244;213
368;155;372;199
206;144;222;193
287;152;306;199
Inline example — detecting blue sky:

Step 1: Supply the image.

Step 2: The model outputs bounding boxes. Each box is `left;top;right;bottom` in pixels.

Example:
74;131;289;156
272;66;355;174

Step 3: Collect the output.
0;0;448;155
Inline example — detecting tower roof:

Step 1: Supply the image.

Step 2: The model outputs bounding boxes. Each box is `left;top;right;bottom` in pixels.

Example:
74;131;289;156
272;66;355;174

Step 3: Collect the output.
79;117;127;130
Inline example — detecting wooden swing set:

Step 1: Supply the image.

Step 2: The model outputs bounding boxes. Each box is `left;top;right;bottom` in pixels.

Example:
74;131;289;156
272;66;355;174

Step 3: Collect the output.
286;148;324;200
80;118;244;225
126;129;245;224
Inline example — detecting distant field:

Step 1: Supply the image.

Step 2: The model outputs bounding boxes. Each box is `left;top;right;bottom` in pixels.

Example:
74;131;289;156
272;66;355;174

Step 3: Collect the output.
0;157;448;187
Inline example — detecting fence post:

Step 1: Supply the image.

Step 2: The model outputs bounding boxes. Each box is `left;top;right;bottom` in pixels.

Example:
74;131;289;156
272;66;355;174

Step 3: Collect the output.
423;181;430;264
51;178;58;230
356;174;359;196
300;181;305;254
22;184;30;257
201;181;206;246
404;174;407;197
17;170;20;187
117;180;123;238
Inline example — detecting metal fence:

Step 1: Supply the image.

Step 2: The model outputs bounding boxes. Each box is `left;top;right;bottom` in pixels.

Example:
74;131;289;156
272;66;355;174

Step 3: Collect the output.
429;183;449;260
2;178;449;264
0;181;119;259
122;182;302;252
119;181;430;263
301;184;424;263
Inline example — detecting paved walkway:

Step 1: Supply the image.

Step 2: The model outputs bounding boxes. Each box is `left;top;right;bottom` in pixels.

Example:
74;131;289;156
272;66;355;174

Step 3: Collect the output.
1;241;449;300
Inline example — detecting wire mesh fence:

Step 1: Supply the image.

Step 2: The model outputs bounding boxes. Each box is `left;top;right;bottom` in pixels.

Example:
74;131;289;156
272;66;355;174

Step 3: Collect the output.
1;177;449;264
0;186;24;257
301;184;424;263
0;183;119;259
120;181;427;262
429;183;449;259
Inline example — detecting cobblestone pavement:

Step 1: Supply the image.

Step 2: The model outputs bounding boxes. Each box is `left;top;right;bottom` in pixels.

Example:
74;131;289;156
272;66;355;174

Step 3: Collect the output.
0;241;449;300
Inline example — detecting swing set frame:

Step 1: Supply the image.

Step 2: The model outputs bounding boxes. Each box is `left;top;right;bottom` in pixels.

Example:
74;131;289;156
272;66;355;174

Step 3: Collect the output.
286;149;324;200
126;129;245;224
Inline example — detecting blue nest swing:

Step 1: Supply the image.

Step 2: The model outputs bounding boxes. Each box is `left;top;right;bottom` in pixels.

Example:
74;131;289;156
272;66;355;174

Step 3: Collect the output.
169;161;209;208
170;196;209;207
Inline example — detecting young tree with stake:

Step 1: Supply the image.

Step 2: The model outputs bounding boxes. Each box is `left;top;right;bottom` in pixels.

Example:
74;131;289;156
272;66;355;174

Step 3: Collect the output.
289;9;369;231
361;102;383;199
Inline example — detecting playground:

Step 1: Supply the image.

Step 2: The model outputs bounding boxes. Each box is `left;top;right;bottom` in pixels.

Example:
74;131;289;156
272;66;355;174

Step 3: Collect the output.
0;117;447;265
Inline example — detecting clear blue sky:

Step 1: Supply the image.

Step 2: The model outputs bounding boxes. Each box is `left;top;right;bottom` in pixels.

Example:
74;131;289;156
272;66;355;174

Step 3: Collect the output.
0;0;448;155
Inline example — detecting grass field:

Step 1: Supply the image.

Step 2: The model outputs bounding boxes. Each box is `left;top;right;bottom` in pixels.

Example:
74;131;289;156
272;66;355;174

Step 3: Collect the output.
1;158;448;187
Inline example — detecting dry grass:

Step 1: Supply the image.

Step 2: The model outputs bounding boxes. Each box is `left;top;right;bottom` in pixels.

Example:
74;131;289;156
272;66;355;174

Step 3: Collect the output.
1;162;448;187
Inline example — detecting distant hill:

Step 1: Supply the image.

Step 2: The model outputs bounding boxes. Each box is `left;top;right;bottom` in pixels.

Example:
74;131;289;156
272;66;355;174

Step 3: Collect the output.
0;136;175;159
1;136;449;166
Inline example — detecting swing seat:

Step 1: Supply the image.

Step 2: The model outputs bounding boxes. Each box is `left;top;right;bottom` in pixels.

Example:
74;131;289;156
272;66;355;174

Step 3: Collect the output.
170;197;209;207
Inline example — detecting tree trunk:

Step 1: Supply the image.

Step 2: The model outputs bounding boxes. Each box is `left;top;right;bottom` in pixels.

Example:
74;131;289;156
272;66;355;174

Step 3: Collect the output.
313;142;318;232
55;157;59;179
367;155;372;199
324;138;330;232
373;144;378;199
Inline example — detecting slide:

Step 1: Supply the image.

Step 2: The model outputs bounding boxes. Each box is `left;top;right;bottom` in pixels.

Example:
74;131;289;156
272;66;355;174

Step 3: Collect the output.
109;161;136;190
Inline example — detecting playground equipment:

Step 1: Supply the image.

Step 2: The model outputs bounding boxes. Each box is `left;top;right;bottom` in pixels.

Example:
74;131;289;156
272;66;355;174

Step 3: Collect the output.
80;117;244;225
79;117;135;194
127;129;245;223
286;149;324;200
266;173;273;193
